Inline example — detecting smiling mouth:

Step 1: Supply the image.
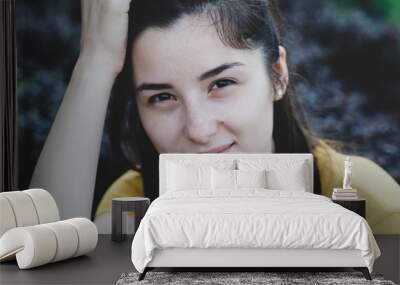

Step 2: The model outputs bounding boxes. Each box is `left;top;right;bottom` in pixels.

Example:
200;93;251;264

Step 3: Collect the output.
199;142;235;153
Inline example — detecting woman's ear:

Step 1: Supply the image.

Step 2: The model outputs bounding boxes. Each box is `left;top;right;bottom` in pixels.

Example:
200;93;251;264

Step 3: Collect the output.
273;45;289;101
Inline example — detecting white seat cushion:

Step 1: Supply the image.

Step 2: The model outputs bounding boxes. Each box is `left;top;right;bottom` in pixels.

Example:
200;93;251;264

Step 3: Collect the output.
0;195;17;237
42;221;79;262
64;218;98;257
1;191;39;227
0;225;57;269
0;189;60;238
23;189;60;223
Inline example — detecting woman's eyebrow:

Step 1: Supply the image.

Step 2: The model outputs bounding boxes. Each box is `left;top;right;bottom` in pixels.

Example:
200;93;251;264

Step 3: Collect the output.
135;83;173;93
135;62;244;93
198;62;245;81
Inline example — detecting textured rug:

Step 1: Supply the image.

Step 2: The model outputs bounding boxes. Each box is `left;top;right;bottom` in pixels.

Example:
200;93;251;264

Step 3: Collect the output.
116;271;396;285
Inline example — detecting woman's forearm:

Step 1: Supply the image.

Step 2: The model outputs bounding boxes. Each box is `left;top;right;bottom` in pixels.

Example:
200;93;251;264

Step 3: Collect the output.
30;55;117;219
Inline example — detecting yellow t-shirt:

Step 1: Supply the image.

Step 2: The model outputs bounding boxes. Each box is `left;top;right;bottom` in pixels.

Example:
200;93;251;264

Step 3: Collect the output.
95;141;400;234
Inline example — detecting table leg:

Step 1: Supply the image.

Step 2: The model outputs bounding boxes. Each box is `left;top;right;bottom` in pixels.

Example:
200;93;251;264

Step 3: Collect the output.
112;201;123;242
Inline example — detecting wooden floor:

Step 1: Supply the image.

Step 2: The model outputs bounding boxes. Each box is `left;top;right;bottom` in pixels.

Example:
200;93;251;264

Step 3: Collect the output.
0;235;398;284
374;235;400;284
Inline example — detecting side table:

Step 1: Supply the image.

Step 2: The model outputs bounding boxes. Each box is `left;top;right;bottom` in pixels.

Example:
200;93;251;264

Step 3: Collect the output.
332;198;366;218
112;197;150;242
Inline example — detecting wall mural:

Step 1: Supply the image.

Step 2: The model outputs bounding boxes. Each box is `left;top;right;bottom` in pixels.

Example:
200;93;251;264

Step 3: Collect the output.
17;0;400;234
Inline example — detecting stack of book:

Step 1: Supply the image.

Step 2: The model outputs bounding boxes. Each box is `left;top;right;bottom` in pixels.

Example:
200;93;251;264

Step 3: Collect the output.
332;188;359;200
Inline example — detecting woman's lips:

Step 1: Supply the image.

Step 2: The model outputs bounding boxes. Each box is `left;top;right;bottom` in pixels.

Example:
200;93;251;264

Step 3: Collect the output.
199;142;235;153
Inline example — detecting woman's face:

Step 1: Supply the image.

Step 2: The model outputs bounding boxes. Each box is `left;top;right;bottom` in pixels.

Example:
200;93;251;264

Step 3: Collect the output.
132;14;278;154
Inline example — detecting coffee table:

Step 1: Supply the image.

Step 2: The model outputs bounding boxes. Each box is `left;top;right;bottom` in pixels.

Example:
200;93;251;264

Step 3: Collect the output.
112;197;150;242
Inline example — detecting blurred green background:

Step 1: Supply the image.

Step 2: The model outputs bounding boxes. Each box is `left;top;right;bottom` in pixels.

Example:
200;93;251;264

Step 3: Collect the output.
336;0;400;27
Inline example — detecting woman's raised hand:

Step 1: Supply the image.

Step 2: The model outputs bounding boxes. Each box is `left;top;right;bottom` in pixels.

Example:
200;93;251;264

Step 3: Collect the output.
80;0;132;76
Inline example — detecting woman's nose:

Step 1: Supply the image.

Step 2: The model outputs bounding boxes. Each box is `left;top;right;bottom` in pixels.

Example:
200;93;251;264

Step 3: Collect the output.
183;105;218;144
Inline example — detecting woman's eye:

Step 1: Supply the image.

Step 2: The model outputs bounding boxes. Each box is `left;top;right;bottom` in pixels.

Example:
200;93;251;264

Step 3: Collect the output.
148;94;176;105
210;79;236;91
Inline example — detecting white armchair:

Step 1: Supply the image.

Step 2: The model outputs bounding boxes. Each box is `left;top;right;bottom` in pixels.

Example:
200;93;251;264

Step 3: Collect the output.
0;189;98;269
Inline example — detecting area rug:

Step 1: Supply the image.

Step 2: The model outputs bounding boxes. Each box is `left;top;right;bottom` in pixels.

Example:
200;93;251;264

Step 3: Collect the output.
116;271;396;285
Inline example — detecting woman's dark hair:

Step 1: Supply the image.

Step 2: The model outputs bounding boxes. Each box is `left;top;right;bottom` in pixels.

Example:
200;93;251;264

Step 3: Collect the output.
109;0;321;201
